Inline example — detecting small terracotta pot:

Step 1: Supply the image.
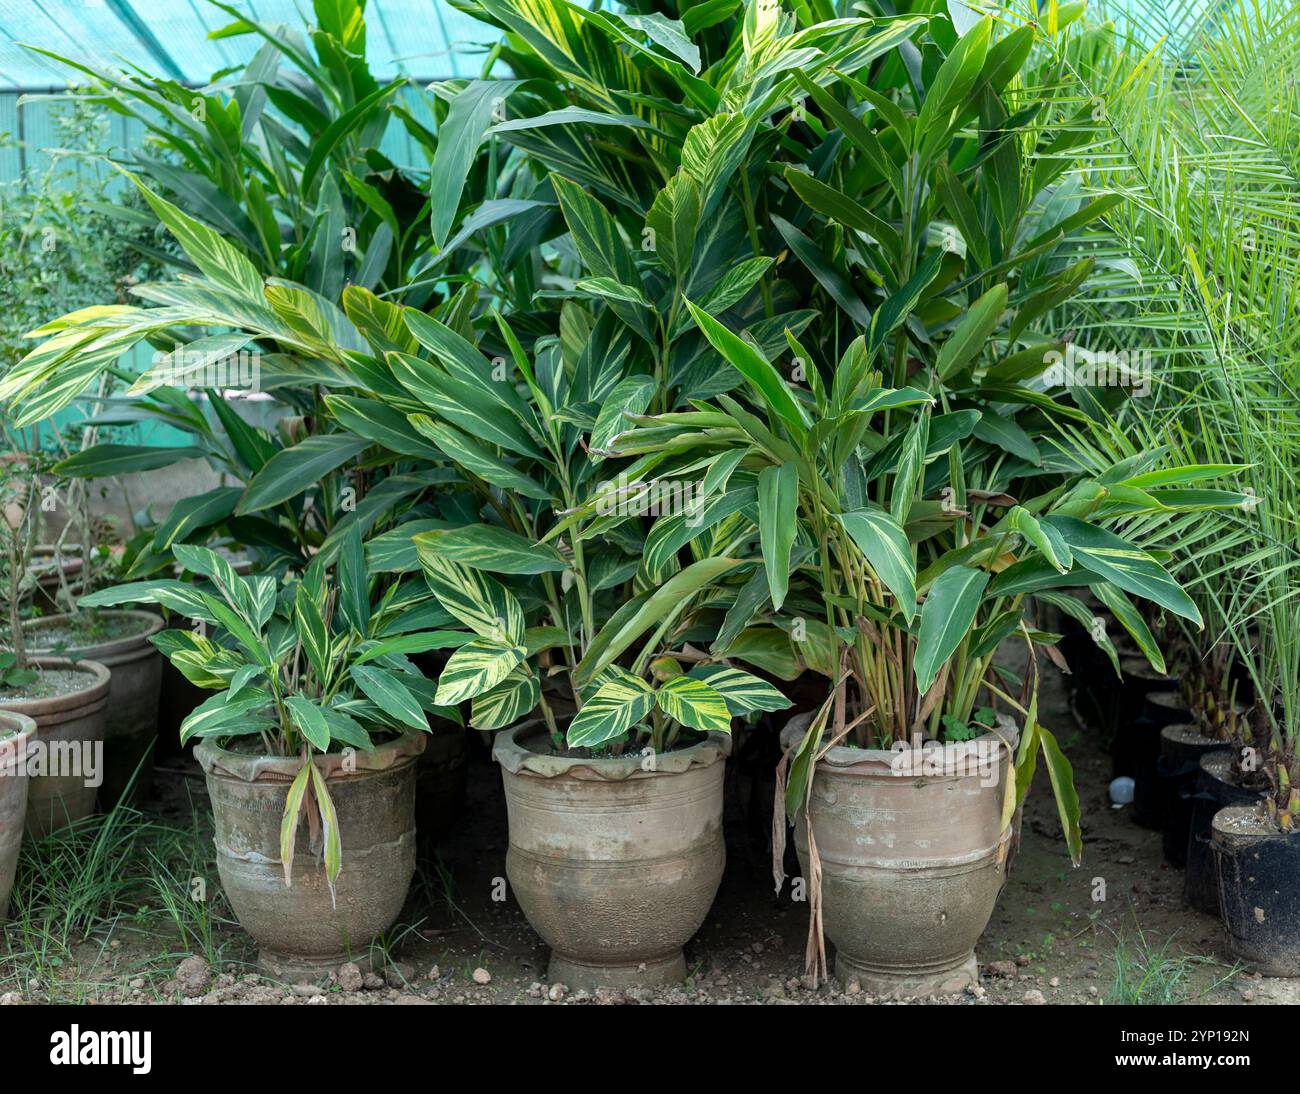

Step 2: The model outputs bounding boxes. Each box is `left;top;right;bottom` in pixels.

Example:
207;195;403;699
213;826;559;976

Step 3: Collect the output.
195;732;424;982
0;711;37;918
494;720;730;990
22;611;164;808
0;658;110;837
781;712;1017;998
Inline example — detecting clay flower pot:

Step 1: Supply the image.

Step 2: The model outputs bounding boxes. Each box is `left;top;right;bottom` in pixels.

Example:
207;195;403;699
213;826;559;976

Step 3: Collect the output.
1212;805;1300;976
22;610;164;808
494;719;730;990
0;711;37;918
0;658;110;837
195;732;424;982
781;712;1017;998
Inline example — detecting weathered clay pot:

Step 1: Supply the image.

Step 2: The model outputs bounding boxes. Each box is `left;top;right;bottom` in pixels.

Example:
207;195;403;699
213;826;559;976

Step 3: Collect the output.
22;611;164;809
0;658;110;837
1212;805;1300;976
415;721;467;846
0;712;37;918
31;549;84;612
195;732;424;982
494;720;730;990
781;713;1017;998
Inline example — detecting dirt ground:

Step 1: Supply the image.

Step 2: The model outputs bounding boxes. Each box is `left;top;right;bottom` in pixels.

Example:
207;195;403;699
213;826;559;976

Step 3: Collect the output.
1;665;1289;1005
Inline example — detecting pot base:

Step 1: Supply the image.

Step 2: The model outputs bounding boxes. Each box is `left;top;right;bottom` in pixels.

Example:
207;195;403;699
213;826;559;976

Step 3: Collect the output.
548;949;685;992
257;948;375;985
835;949;978;999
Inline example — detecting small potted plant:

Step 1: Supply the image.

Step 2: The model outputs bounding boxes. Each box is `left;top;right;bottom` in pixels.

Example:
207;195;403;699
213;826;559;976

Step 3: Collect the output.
0;707;38;917
1;444;110;836
21;447;163;808
81;538;443;981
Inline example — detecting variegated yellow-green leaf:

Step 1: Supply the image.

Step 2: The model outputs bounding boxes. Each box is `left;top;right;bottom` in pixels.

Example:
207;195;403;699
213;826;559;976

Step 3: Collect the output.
434;638;526;706
418;525;567;575
415;544;525;644
470;668;541;730
307;761;344;895
688;665;791;715
285;695;331;752
655;676;732;734
758;463;797;611
279;761;313;888
566;675;656;749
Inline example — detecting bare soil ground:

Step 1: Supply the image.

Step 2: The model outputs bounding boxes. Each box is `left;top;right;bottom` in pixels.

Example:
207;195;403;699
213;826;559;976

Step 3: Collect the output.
1;667;1287;1005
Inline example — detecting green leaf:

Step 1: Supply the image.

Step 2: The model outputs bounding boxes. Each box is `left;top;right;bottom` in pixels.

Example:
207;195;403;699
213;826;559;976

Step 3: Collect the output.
835;506;917;621
1094;583;1165;674
433;638;526;705
55;444;206;478
294;585;331;685
337;524;370;636
349;664;429;730
913;564;990;693
1007;506;1072;573
279;762;313;887
307;761;344;891
1038;725;1082;866
683;299;808;435
1045;516;1201;624
236;435;367;515
566;674;656;749
757;463;798;611
590;374;656;459
285;695;331;751
301;79;403;196
935;283;1007;381
655;676;732;733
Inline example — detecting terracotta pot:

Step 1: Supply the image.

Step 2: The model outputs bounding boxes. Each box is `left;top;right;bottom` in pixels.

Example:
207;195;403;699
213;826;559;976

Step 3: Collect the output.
0;658;110;837
1212;805;1300;975
0;712;37;918
195;732;424;982
415;721;467;846
494;720;730;990
781;712;1017;998
22;611;164;809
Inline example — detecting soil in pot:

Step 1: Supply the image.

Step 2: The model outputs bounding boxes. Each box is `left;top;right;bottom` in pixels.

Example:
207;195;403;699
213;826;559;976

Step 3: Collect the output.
494;720;730;991
779;713;1017;999
22;610;164;809
1159;724;1231;867
1185;751;1264;915
1212;805;1300;975
195;732;424;982
0;712;37;918
0;658;110;837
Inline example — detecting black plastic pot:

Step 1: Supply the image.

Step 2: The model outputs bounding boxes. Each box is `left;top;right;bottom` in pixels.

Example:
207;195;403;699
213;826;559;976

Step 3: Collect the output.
1131;690;1194;829
1212;806;1300;975
1110;658;1180;782
1158;725;1231;866
1184;752;1264;915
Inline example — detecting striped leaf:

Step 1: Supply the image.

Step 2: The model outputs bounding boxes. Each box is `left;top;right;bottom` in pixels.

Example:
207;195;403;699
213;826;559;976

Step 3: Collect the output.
469;668;541;730
409;416;551;501
567;674;656;749
434;638;526;706
1007;506;1072;573
655;675;732;734
236;435;367;516
415;544;525;643
418;526;567;575
285;695;331;752
835;506;917;621
1045;516;1200;624
688;665;791;715
307;761;344;892
278;762;313;888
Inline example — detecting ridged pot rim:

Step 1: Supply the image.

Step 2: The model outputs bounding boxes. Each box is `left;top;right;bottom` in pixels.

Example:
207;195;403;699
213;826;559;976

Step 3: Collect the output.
195;729;426;784
0;657;111;719
21;609;164;661
0;711;37;770
494;717;731;781
780;710;1018;771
